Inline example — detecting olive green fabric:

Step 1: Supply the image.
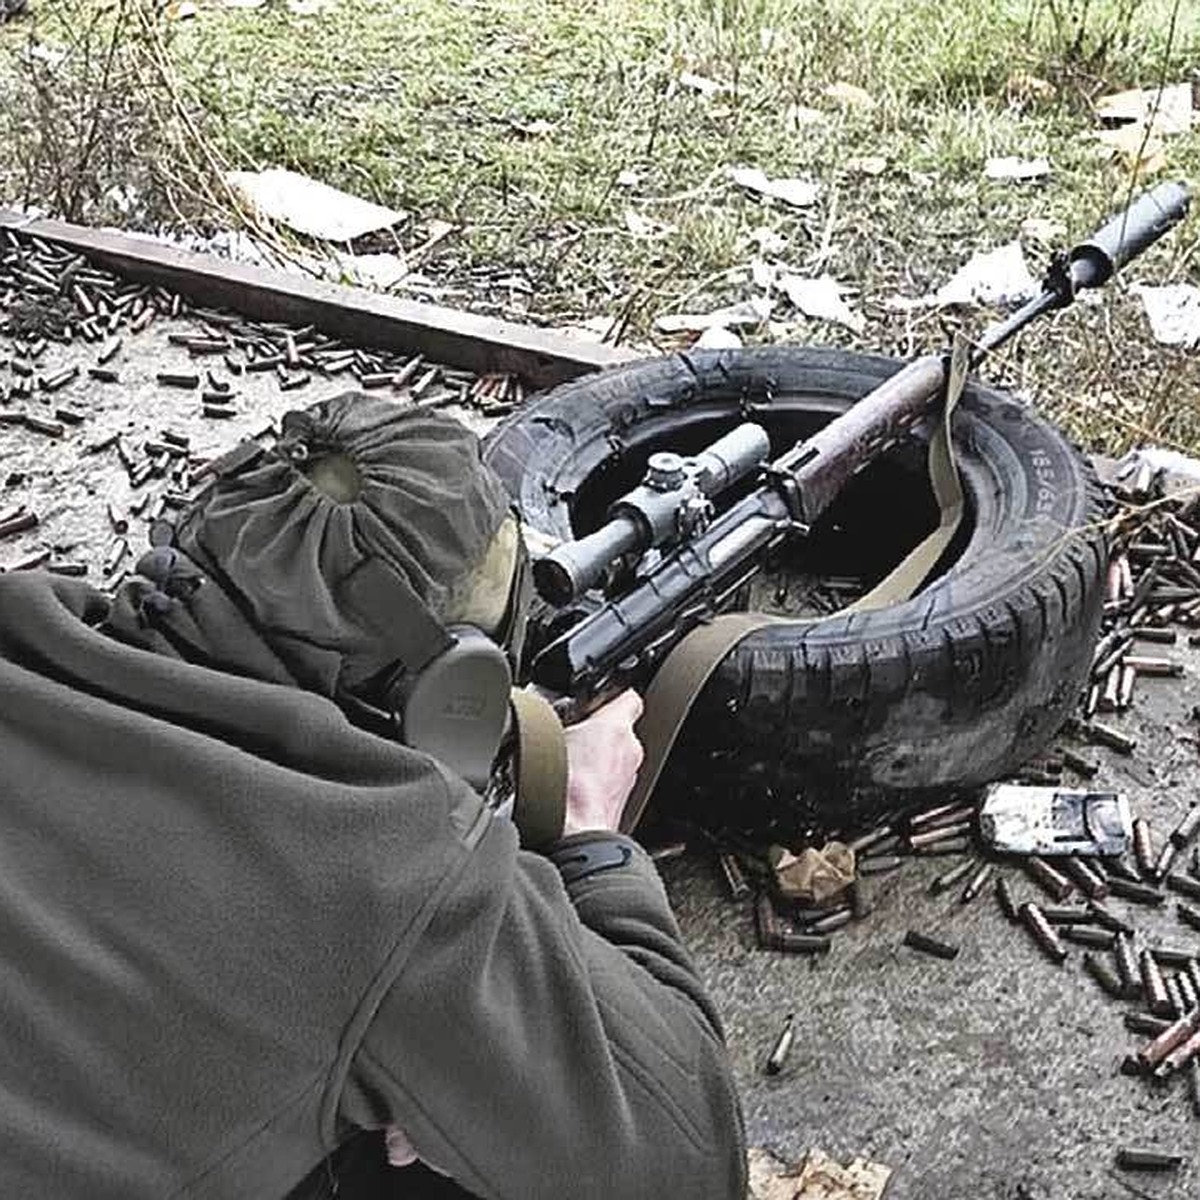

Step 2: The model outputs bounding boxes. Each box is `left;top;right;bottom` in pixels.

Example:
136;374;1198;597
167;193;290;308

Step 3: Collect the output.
173;394;511;702
0;570;746;1200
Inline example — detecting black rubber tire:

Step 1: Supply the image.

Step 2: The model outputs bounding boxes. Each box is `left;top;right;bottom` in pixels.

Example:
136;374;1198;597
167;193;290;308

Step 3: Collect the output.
484;347;1108;831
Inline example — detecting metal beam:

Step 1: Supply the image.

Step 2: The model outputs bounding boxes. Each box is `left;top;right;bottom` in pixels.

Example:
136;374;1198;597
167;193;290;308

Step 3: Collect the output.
0;210;639;388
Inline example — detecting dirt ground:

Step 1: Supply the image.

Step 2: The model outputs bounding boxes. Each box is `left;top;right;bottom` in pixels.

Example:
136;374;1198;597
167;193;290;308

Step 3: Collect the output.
665;669;1200;1200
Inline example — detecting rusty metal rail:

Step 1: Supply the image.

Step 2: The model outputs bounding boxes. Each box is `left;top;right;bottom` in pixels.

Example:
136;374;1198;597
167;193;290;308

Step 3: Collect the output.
0;209;637;388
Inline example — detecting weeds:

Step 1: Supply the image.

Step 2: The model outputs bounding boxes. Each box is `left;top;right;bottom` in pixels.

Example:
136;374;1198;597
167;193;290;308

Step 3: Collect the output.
0;0;1197;453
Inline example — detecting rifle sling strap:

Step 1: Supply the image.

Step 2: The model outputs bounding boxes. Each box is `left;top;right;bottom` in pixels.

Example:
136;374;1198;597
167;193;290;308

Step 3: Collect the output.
509;687;569;850
620;336;970;835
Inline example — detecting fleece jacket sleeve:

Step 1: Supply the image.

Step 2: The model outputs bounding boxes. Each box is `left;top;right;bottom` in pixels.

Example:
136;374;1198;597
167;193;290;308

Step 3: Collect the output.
339;812;747;1200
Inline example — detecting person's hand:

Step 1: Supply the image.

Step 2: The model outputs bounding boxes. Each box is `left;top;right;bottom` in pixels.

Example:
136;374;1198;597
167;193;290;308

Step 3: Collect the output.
561;689;645;836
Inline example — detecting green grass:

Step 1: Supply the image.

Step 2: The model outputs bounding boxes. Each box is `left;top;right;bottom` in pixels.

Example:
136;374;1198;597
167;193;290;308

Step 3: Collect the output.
3;0;1200;452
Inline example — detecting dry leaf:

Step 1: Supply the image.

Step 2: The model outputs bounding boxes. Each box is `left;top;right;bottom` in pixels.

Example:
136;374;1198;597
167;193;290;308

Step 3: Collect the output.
1093;123;1168;174
730;166;819;208
748;1147;892;1200
1096;82;1195;136
845;155;887;176
695;326;743;349
779;274;864;333
333;252;408;290
793;1149;892;1200
655;296;773;334
773;843;855;902
824;81;876;109
1132;283;1200;348
225;168;406;241
679;71;727;98
749;1148;800;1200
984;155;1051;181
934;241;1037;308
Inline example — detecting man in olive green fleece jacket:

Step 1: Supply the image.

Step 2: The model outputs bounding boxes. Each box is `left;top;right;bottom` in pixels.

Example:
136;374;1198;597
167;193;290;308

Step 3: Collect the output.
0;394;747;1200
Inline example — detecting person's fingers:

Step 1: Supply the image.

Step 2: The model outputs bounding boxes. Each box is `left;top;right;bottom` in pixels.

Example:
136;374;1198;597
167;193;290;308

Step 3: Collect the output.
606;688;644;725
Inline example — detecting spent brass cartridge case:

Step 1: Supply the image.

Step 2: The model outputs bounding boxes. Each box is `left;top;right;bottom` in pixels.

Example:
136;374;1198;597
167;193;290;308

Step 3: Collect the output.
1173;807;1200;848
909;801;964;828
1060;749;1099;779
156;372;199;389
765;1014;795;1075
45;560;86;577
1115;1148;1184;1171
1062;857;1108;900
849;879;871;920
930;859;975;895
1131;626;1177;644
1020;903;1068;964
1154;842;1181;882
1134;819;1156;878
0;510;38;540
755;895;779;949
1041;906;1094;924
1148;946;1196;968
903;930;959;961
1125;1012;1171;1037
1141;950;1174;1016
1083;952;1125;997
38;365;78;393
1103;856;1140;883
1136;1009;1200;1069
1108;876;1165;906
1114;934;1140;997
995;877;1020;922
1101;668;1121;711
909;821;972;848
1086;722;1137;754
1117;664;1136;709
911;803;977;831
1157;1027;1200;1077
847;825;894;855
1063;927;1116;949
859;855;904;875
961;863;993;904
717;853;750;900
1024;857;1074;902
1168;873;1200;902
22;414;64;438
773;932;832;955
1124;655;1184;677
911;838;971;857
810;908;853;934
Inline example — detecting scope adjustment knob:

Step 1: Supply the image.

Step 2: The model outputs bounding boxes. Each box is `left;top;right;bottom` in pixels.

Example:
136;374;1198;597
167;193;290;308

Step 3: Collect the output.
645;452;686;492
